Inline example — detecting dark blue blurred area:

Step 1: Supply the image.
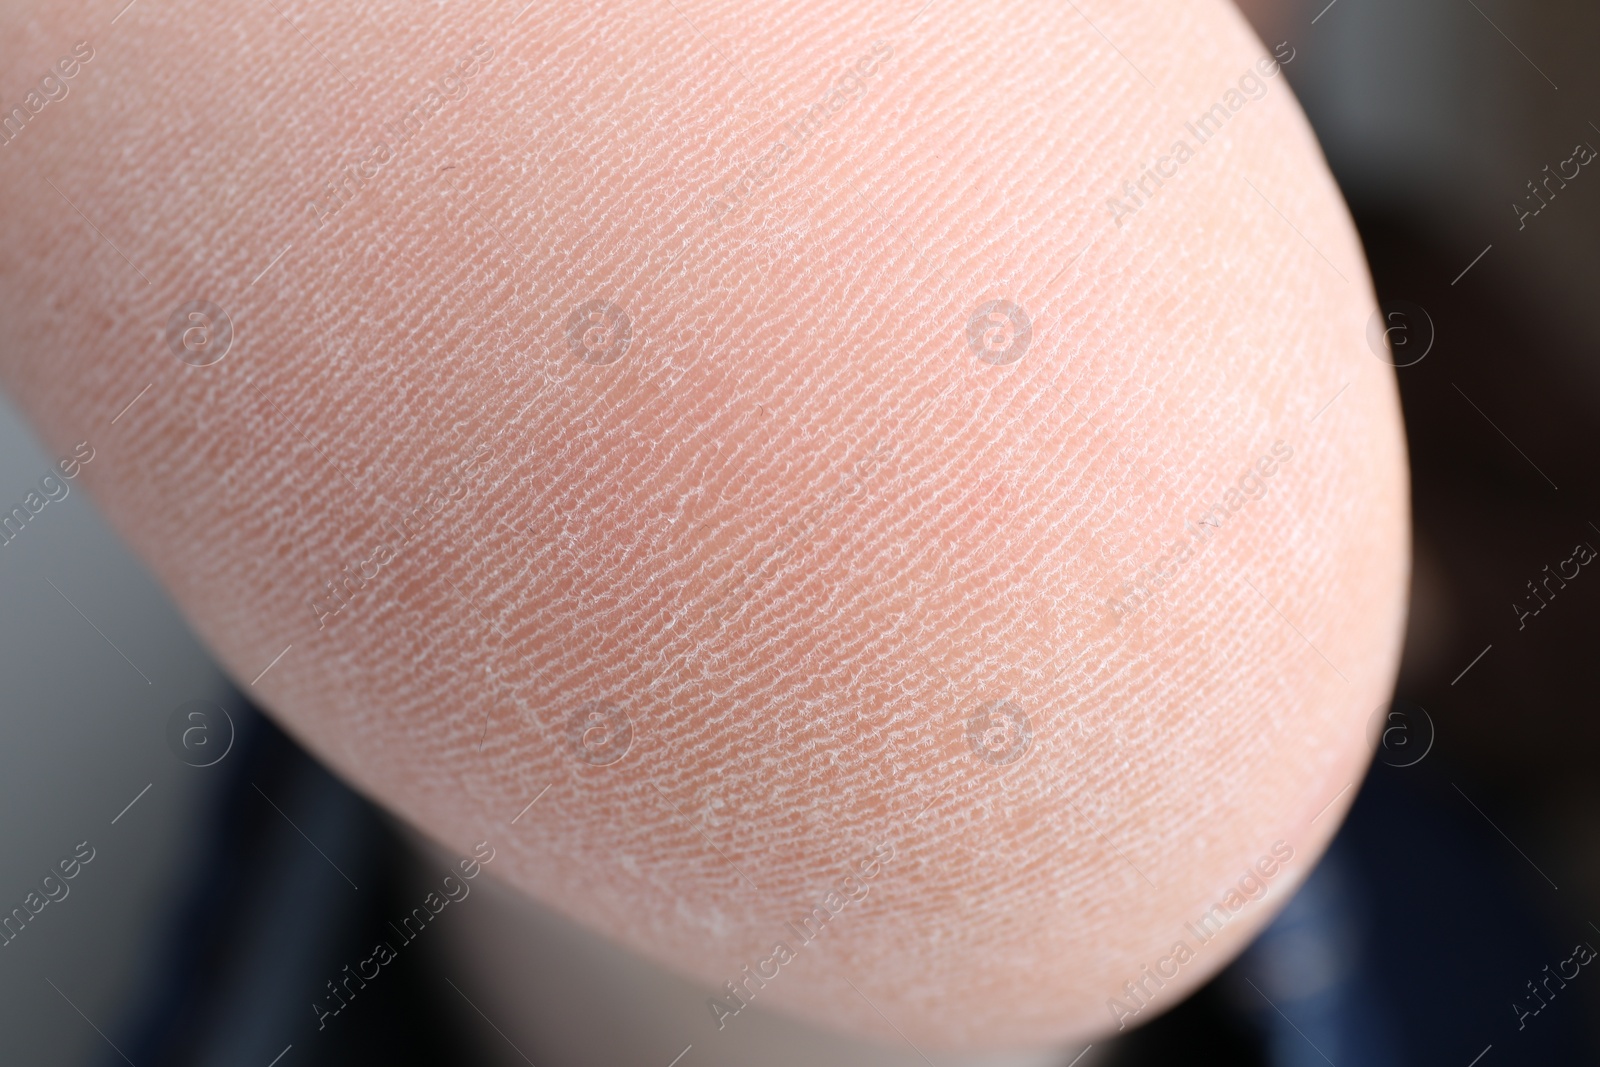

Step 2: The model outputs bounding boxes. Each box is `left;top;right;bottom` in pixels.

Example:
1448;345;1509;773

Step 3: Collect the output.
1093;760;1592;1066
1232;766;1589;1067
116;705;461;1067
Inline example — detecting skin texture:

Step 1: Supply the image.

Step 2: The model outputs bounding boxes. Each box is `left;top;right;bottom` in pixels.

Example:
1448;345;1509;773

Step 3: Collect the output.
0;0;1407;1049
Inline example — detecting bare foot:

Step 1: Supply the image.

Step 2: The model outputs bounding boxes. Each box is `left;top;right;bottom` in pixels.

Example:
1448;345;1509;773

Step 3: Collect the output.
0;0;1406;1047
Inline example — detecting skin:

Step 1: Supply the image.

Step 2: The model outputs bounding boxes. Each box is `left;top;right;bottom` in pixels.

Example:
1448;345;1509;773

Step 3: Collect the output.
0;0;1406;1050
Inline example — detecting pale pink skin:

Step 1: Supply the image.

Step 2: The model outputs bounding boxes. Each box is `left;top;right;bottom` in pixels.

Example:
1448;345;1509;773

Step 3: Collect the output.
0;0;1407;1048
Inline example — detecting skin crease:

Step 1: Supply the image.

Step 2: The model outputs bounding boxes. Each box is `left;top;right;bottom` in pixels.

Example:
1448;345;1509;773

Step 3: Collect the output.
0;0;1407;1050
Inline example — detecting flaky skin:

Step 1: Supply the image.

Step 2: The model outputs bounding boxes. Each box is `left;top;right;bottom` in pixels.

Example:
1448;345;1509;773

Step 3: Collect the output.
0;0;1406;1048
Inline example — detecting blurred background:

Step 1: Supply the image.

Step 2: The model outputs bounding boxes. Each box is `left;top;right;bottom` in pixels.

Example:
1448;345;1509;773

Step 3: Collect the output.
4;0;1600;1063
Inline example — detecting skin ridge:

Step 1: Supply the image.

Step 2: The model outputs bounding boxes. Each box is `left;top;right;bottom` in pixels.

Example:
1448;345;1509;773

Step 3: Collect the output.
0;0;1407;1048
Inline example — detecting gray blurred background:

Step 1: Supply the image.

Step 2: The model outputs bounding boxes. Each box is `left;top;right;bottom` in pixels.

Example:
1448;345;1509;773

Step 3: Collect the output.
0;391;227;1065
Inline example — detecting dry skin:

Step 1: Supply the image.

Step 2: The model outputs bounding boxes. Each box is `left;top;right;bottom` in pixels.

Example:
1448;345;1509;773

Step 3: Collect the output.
0;0;1407;1048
